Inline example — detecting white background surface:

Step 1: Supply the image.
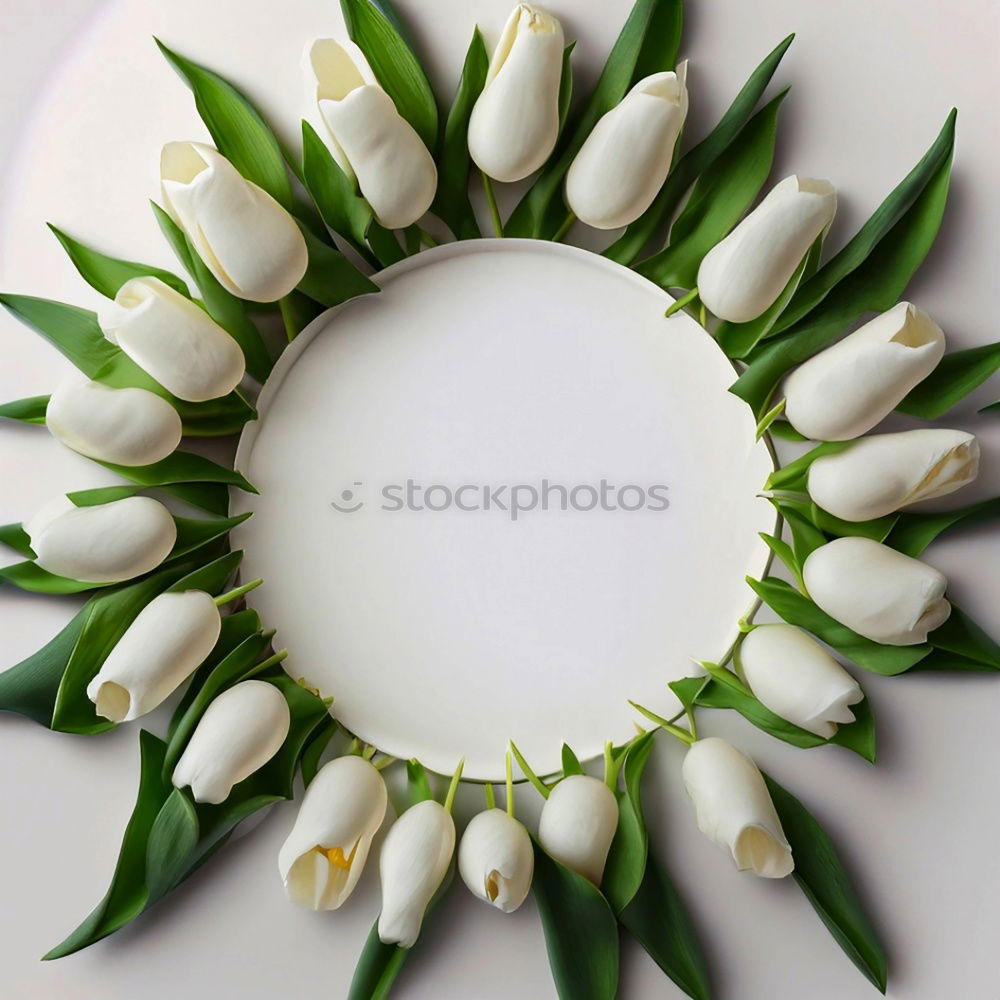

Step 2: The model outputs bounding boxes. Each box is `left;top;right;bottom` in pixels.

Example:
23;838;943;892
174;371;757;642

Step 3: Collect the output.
0;1;999;999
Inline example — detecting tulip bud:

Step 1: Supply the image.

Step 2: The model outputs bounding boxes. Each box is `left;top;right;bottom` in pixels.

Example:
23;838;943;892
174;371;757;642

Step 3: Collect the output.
86;590;222;722
458;808;534;912
681;737;793;878
306;40;438;230
808;428;979;522
160;141;308;302
566;65;689;230
46;377;183;467
698;175;837;323
737;624;863;738
802;536;951;646
99;277;246;403
25;495;176;584
378;799;455;948
537;774;618;886
278;755;388;910
784;302;946;441
172;679;291;805
468;4;565;182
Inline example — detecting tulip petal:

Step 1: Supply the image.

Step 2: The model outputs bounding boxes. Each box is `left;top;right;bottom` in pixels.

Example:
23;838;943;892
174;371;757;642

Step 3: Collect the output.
537;774;619;886
458;808;534;912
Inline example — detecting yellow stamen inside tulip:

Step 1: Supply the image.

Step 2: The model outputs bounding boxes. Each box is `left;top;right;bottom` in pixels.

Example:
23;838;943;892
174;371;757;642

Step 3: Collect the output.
326;846;352;870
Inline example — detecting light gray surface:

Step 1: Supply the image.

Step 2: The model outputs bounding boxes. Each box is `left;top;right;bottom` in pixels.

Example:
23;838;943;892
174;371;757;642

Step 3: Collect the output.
1;1;999;999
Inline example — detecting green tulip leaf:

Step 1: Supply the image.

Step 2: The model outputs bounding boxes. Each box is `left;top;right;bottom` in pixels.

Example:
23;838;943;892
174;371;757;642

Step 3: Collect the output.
896;341;1000;418
885;496;1000;557
639;87;788;290
915;604;1000;672
506;0;685;240
532;838;620;1000
98;451;256;494
732;116;955;415
48;224;190;298
0;523;35;557
339;0;439;152
296;222;380;309
763;773;888;992
433;29;489;241
606;33;794;265
406;758;434;805
279;290;326;342
0;394;50;424
560;742;585;777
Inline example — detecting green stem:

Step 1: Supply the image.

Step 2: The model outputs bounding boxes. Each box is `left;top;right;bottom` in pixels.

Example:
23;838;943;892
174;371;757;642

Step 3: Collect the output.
361;743;377;761
552;212;576;243
482;173;504;238
603;740;623;791
665;287;700;318
346;737;362;756
213;578;263;606
755;397;787;440
698;302;708;328
444;757;465;814
628;700;695;746
252;648;288;674
505;751;515;816
416;225;440;249
374;755;396;771
701;658;752;696
484;782;496;810
509;741;550;799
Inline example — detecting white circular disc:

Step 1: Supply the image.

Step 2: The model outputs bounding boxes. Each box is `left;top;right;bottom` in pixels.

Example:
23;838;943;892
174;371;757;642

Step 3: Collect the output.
233;239;774;780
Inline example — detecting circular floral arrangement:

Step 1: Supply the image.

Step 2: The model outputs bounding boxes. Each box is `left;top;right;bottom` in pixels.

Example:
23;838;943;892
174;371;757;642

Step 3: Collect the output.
1;1;998;997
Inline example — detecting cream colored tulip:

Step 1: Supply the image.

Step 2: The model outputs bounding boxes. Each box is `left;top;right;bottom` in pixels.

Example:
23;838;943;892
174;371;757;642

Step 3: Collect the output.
25;495;175;583
306;39;437;229
468;4;565;182
537;774;618;886
279;755;388;910
160;141;308;302
100;277;245;402
172;680;290;804
378;799;455;948
458;808;534;912
784;302;946;441
807;428;979;522
566;64;688;230
698;175;837;323
87;590;222;723
802;537;951;646
682;737;793;878
46;378;182;467
738;624;863;738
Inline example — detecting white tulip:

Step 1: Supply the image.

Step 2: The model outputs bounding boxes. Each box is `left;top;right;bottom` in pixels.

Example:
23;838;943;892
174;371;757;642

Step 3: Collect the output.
160;141;308;302
468;3;565;182
278;755;388;910
808;429;980;522
25;495;176;583
100;277;246;403
86;590;222;723
802;536;951;646
537;774;618;886
681;737;793;878
698;175;837;323
378;799;455;948
172;680;290;805
566;64;689;230
46;377;182;467
784;302;946;441
738;624;863;738
306;40;438;230
458;808;534;912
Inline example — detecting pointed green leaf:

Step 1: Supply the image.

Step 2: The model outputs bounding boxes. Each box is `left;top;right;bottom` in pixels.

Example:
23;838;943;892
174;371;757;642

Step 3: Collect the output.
560;743;584;777
886;496;1000;557
0;394;50;424
896;341;1000;418
296;222;379;307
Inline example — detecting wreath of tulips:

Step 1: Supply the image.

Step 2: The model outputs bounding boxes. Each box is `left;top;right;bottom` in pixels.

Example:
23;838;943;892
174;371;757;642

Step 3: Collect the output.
1;1;999;997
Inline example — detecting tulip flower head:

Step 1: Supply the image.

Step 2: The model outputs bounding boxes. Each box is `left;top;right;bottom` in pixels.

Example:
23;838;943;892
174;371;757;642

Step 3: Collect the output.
682;737;793;878
468;4;565;182
306;39;438;229
172;680;291;805
160;141;308;302
458;808;534;912
698;175;837;323
738;624;863;738
803;536;951;646
25;495;176;584
87;590;223;723
279;755;388;910
537;774;618;886
46;377;182;467
807;428;979;522
784;302;946;441
566;64;689;230
100;276;246;402
378;799;456;948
